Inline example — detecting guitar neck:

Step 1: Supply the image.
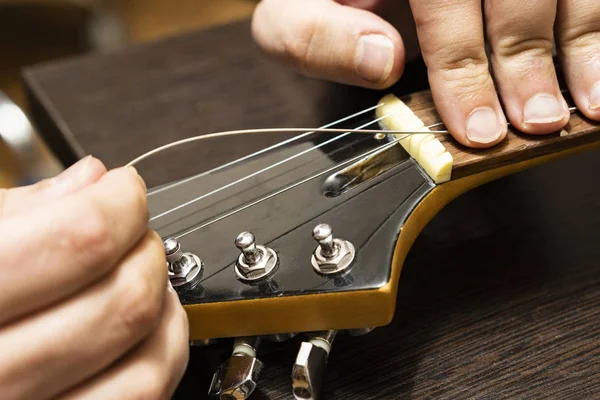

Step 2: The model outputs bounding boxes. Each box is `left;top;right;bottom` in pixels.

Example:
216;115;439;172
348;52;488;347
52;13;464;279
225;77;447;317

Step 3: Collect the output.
400;90;600;180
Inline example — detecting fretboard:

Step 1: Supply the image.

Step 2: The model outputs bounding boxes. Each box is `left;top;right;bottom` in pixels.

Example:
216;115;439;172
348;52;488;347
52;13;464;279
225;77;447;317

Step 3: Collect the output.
403;90;600;180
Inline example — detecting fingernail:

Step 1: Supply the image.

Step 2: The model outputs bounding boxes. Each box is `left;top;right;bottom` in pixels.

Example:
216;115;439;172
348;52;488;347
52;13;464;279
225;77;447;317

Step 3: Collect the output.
354;34;394;83
466;107;504;144
589;82;600;110
523;93;566;124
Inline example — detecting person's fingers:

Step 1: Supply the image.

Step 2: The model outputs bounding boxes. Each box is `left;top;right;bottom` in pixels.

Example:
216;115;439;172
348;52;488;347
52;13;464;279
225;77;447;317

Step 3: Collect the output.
0;156;106;218
0;230;168;400
0;166;148;325
252;0;405;89
485;0;570;135
555;0;600;121
59;288;189;400
409;0;507;148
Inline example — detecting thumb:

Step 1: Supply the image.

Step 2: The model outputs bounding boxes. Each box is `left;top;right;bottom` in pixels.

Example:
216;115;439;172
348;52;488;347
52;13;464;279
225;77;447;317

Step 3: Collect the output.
0;155;107;217
251;0;405;89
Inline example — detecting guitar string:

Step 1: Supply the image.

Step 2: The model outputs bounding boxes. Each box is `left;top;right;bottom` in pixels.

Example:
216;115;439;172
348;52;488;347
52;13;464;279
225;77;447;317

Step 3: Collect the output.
172;134;408;239
134;89;579;224
127;126;444;167
170;104;579;239
147;113;420;222
146;103;385;196
134;87;576;172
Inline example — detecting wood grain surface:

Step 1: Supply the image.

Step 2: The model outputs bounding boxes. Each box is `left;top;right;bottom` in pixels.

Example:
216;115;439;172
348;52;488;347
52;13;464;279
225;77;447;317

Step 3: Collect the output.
23;19;600;399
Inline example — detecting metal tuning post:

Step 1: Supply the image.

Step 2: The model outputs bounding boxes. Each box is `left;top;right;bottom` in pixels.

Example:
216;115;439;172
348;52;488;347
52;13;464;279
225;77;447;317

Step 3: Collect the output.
209;337;263;400
291;330;337;400
311;224;356;275
234;232;279;283
264;332;297;342
163;237;202;287
347;327;375;336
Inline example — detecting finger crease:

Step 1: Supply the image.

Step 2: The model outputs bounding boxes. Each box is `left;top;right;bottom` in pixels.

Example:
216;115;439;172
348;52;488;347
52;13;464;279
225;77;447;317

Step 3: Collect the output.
282;9;323;74
559;30;600;51
494;37;553;60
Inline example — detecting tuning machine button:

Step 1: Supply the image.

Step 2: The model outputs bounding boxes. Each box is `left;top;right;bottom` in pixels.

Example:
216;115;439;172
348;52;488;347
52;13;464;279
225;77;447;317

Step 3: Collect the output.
234;232;279;283
292;330;336;400
163;238;202;287
208;337;263;400
311;224;355;275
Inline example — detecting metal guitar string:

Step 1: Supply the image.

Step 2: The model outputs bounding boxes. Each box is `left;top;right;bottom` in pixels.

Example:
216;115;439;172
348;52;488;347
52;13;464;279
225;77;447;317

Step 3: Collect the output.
172;134;409;239
130;93;579;231
146;104;385;196
169;103;578;239
127;126;446;167
130;87;576;170
145;113;421;222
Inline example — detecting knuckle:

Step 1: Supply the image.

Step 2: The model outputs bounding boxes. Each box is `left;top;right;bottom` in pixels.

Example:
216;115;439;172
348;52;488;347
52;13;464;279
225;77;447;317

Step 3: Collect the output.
34;178;55;192
558;8;600;49
120;174;149;221
429;42;488;73
559;29;600;55
491;36;557;83
495;36;553;60
116;242;166;337
118;276;163;338
431;48;493;98
59;203;114;262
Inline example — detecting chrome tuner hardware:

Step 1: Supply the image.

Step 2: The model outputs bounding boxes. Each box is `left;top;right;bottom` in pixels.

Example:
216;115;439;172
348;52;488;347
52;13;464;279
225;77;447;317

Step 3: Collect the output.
292;330;337;400
209;337;263;400
347;327;375;336
234;232;279;283
311;224;356;275
163;238;202;287
265;332;297;342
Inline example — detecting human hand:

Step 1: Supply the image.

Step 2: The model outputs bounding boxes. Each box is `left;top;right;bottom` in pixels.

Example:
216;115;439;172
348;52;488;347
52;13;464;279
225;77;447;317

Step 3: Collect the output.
0;156;189;399
251;0;600;148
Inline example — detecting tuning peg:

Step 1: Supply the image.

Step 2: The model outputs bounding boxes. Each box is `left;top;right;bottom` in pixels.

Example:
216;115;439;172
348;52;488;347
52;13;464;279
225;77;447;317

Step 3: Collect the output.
291;330;336;400
311;224;355;275
163;237;202;287
234;231;279;283
265;332;297;342
208;337;263;400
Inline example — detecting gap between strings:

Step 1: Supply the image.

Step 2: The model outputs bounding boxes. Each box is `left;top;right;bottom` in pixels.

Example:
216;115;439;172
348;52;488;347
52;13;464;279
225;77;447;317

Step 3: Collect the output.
148;111;400;222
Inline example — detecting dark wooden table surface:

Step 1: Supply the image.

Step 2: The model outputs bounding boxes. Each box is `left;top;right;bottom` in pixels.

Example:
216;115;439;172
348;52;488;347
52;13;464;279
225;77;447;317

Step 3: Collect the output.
23;20;600;400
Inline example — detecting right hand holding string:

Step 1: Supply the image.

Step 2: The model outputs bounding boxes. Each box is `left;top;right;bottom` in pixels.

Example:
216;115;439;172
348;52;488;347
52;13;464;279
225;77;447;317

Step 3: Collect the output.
0;156;189;399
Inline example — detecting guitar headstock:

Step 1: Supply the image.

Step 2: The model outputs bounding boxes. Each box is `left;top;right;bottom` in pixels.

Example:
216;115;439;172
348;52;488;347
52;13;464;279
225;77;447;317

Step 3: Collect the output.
142;86;600;344
145;107;435;341
136;86;600;399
